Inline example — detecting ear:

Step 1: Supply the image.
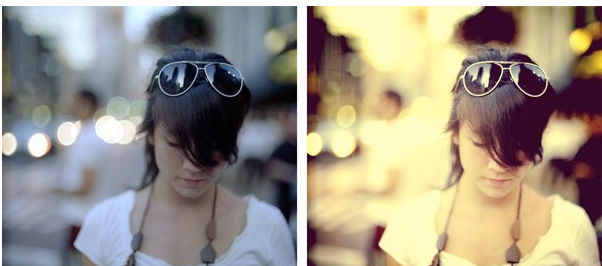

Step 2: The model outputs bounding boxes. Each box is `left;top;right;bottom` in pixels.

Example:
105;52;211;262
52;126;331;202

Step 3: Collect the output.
147;132;154;145
452;133;459;145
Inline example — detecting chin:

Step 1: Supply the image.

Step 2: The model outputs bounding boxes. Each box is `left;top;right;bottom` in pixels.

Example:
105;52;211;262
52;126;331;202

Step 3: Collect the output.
174;184;213;199
478;180;519;199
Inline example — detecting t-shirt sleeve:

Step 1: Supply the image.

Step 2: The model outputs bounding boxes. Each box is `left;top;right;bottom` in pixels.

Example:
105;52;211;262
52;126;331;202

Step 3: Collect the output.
379;203;412;266
74;200;111;265
572;207;601;266
267;207;296;266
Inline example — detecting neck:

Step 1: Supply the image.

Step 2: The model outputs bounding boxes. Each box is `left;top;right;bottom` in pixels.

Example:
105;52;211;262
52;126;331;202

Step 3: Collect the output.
456;176;521;212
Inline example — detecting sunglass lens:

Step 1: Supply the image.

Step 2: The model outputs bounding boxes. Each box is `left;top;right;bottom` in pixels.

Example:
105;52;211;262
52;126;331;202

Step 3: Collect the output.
464;63;502;96
159;63;197;96
205;63;243;96
510;64;547;96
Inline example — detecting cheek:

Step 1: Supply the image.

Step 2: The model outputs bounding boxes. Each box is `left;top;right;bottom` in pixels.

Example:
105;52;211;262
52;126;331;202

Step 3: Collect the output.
154;144;183;170
458;143;488;172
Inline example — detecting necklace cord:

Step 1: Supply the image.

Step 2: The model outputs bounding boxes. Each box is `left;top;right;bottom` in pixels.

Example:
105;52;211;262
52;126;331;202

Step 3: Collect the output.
126;182;218;266
432;183;523;266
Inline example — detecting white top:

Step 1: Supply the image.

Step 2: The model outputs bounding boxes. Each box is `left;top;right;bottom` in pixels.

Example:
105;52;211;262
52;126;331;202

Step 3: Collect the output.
379;190;600;266
75;190;296;266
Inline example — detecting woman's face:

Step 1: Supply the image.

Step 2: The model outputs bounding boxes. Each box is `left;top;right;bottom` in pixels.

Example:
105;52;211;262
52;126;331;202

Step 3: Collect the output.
457;123;533;198
152;124;227;199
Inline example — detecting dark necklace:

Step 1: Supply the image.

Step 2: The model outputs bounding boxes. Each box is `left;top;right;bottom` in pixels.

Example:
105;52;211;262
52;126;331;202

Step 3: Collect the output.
430;183;522;266
125;184;218;266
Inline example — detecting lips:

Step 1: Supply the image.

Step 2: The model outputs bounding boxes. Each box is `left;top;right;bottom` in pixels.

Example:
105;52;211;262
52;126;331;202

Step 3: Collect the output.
180;177;207;186
484;177;512;187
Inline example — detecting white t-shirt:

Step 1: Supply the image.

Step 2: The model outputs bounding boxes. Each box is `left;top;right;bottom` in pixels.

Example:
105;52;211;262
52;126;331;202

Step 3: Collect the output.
75;190;296;266
379;190;600;266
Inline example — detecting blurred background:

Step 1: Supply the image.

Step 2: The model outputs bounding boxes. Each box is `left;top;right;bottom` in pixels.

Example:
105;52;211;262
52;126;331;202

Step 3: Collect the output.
307;6;601;266
2;6;297;266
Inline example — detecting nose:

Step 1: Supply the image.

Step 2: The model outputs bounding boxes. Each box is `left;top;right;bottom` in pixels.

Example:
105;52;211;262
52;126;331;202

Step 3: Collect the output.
487;157;507;173
183;156;202;172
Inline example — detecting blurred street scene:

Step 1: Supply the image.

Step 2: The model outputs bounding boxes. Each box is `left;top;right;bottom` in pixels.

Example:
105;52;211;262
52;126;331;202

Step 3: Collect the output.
307;6;601;266
2;6;297;266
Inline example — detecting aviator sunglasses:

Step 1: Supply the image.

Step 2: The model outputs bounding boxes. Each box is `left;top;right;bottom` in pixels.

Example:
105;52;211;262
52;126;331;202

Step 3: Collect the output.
154;61;244;97
456;61;549;98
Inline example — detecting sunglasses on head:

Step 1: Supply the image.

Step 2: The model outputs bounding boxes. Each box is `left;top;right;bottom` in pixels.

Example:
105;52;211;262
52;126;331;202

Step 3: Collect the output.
154;61;244;97
455;61;549;98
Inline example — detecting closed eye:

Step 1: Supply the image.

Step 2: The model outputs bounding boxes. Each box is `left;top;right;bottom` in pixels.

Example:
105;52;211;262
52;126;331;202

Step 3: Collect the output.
165;138;179;147
472;141;485;148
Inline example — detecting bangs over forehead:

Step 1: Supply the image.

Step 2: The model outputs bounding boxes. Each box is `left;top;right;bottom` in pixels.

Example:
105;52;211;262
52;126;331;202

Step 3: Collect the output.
456;82;542;167
151;85;231;167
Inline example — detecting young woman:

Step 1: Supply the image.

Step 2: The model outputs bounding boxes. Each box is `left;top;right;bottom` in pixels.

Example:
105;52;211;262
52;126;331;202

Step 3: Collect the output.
75;48;296;266
380;47;600;266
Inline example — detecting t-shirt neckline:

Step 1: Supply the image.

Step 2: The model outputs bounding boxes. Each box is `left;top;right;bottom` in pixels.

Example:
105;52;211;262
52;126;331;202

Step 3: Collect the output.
122;190;256;266
430;190;560;266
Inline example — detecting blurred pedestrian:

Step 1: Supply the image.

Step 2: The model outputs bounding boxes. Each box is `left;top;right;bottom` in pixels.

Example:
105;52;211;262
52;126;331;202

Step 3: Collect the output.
266;104;297;222
75;48;295;266
380;47;600;266
54;89;109;236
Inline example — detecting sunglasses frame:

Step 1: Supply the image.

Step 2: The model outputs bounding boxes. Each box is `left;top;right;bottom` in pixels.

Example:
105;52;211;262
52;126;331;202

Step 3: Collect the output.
456;61;550;98
154;61;245;98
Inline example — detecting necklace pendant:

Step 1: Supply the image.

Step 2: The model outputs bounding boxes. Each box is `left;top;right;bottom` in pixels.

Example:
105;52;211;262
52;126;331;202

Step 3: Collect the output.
436;232;448;251
430;253;441;266
125;253;136;266
201;243;216;263
505;243;521;263
131;232;143;251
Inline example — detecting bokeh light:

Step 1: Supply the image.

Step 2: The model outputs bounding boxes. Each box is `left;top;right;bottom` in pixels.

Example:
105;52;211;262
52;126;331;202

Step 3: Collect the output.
95;115;124;144
307;132;323;156
337;105;356;128
265;28;287;54
2;133;18;156
106;97;130;120
129;100;147;117
27;133;51;157
271;49;297;84
118;120;137;145
569;28;592;54
129;115;144;127
31;105;51;127
330;130;356;158
56;121;80;146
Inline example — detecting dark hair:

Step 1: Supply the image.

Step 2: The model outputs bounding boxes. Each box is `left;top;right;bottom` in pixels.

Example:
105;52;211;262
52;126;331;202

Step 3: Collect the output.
77;89;98;109
138;48;251;188
445;47;556;185
383;89;403;109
